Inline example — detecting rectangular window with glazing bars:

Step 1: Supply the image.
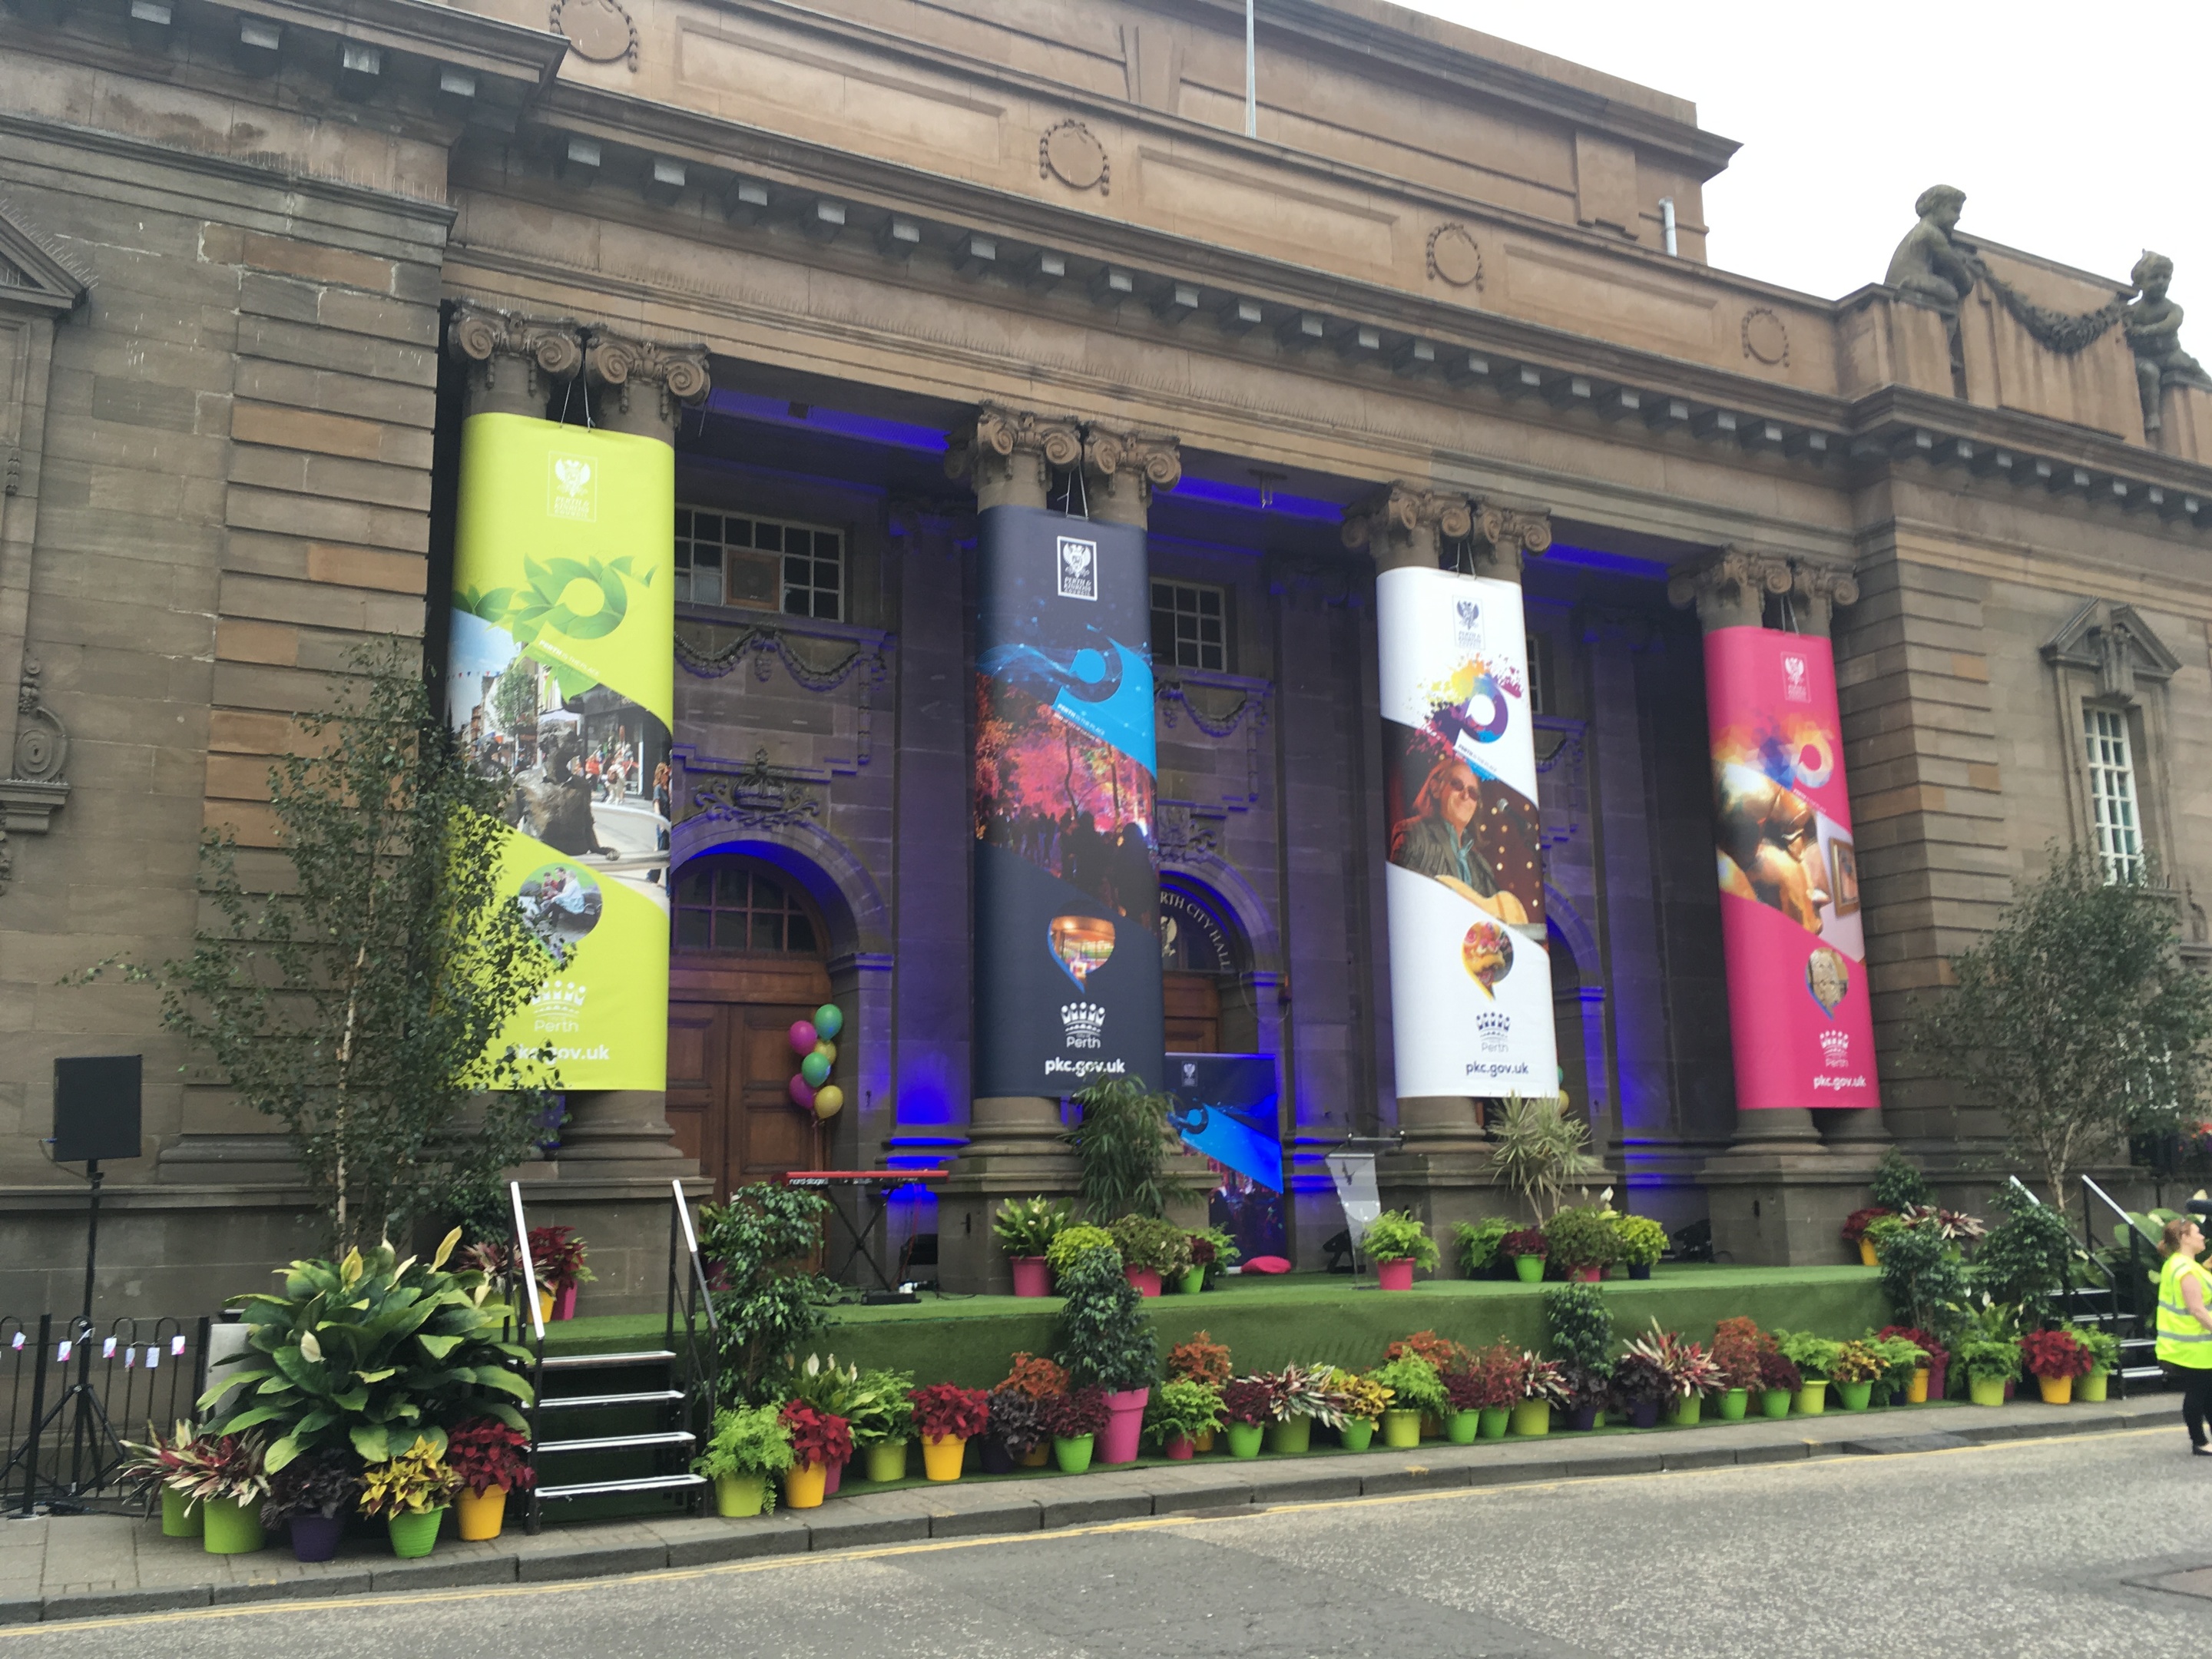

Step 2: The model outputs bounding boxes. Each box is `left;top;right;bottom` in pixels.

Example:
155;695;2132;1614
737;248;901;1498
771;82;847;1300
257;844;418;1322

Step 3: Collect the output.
2083;705;2143;882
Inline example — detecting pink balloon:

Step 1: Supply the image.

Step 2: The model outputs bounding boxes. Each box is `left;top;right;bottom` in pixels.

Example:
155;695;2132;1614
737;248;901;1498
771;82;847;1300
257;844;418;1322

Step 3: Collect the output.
787;1020;817;1056
788;1074;816;1111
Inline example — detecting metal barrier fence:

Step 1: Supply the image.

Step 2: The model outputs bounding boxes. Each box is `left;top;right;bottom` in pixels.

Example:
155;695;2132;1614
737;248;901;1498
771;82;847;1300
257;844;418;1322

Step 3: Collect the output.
2;1313;214;1515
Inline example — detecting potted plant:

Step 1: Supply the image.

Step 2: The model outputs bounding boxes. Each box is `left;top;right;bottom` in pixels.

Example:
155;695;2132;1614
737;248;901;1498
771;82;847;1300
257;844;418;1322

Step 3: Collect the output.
1187;1227;1240;1293
1878;1325;1948;1403
2077;1328;2121;1402
119;1419;205;1538
908;1382;991;1482
982;1387;1045;1474
1220;1378;1272;1459
1776;1332;1841;1414
1541;1205;1619;1283
1045;1224;1117;1284
1501;1227;1548;1284
358;1435;459;1559
780;1354;866;1495
994;1197;1071;1297
261;1445;361;1561
777;1402;851;1508
694;1402;794;1517
1608;1348;1671;1429
1038;1384;1111;1472
1841;1207;1893;1267
1253;1362;1347;1454
847;1367;917;1482
1330;1369;1391;1451
1710;1316;1772;1422
1465;1342;1521;1440
527;1224;594;1321
1512;1353;1570;1436
1865;1332;1929;1406
444;1419;532;1541
1453;1217;1515;1279
1828;1339;1888;1410
154;1430;270;1555
1359;1210;1440;1290
1109;1214;1194;1297
1957;1333;2021;1406
1370;1354;1445;1446
1054;1241;1159;1464
1623;1322;1722;1425
1543;1284;1615;1430
1612;1214;1667;1280
1441;1366;1487;1442
1756;1350;1801;1419
2019;1328;2092;1404
1144;1377;1225;1459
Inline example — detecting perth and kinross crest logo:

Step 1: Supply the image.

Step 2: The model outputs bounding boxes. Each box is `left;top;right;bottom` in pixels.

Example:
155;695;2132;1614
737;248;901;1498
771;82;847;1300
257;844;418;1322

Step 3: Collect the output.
548;454;598;522
1057;535;1098;601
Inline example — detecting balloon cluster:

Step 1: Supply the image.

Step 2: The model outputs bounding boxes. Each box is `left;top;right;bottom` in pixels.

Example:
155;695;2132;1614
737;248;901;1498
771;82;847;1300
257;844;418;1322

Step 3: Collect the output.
786;1002;846;1121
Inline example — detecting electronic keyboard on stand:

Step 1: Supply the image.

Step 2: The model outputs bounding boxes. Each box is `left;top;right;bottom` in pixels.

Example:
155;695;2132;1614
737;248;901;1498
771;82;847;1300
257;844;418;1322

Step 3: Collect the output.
777;1168;950;1300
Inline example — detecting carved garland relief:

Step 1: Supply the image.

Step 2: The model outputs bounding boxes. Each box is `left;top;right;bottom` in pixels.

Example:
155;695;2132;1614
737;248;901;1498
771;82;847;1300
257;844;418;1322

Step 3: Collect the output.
1740;306;1790;367
1426;223;1483;290
1040;120;1110;195
551;0;638;69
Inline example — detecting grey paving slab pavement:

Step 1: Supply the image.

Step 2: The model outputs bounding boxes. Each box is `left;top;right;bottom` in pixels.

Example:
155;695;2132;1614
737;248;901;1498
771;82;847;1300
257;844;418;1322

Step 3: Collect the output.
0;1391;2181;1627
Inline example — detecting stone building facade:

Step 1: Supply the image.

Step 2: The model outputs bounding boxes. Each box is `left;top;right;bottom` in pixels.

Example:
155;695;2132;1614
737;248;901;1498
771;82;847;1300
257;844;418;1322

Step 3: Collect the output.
2;0;2208;1311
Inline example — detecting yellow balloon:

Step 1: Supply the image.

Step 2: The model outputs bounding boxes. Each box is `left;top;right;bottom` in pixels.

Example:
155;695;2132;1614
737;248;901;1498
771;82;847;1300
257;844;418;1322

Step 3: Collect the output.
812;1040;838;1068
812;1084;845;1121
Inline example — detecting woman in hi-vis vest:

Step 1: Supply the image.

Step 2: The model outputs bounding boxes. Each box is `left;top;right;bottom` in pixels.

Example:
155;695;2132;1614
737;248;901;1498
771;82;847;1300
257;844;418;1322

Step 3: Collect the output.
2155;1210;2212;1456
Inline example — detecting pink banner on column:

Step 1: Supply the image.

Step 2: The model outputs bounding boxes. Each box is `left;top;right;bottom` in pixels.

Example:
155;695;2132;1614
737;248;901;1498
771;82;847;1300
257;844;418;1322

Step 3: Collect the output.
1704;628;1878;1111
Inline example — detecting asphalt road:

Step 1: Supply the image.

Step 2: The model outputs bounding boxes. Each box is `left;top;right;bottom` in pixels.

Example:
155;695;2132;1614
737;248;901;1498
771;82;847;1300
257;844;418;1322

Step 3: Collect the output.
8;1426;2210;1658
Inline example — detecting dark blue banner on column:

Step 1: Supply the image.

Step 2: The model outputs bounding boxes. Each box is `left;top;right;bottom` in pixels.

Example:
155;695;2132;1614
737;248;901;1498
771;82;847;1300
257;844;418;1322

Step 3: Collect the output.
972;504;1164;1098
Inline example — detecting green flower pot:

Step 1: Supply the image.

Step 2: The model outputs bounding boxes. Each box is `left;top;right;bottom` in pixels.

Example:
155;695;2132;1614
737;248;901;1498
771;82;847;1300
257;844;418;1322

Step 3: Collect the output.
161;1488;203;1538
1053;1434;1095;1473
1176;1266;1206;1295
1719;1388;1749;1422
1508;1401;1551;1437
714;1472;767;1517
1445;1409;1480;1444
864;1439;909;1483
1793;1381;1828;1416
1379;1409;1422;1449
2079;1369;2109;1403
1225;1422;1265;1459
1477;1406;1511;1441
1264;1416;1311;1455
1836;1380;1873;1411
1670;1395;1701;1427
1967;1375;2007;1407
386;1508;444;1560
200;1498;261;1555
1760;1389;1792;1419
1341;1418;1376;1452
1512;1254;1545;1283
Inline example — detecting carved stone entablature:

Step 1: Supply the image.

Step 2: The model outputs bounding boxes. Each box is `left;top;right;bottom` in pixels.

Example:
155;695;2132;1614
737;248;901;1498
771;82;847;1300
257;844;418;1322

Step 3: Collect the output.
1667;548;1858;637
584;329;711;428
1339;484;1472;562
445;301;584;404
681;748;821;833
2042;599;2180;704
1081;424;1181;510
943;404;1084;500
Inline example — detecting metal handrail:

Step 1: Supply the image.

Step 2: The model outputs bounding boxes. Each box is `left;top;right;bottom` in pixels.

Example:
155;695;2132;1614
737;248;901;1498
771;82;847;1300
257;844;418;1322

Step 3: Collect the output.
2081;1174;2161;1247
510;1180;546;1345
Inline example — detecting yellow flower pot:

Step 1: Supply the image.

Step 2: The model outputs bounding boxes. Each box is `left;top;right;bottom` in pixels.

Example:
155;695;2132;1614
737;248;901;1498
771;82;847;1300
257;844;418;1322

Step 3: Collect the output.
921;1434;966;1482
784;1460;828;1509
536;1289;555;1326
1857;1240;1878;1267
2036;1374;2072;1406
455;1486;507;1541
1906;1368;1929;1404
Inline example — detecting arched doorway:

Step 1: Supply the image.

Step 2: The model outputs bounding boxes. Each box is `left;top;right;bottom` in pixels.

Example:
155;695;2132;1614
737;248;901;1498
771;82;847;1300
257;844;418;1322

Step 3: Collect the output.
665;855;832;1199
1159;878;1257;1053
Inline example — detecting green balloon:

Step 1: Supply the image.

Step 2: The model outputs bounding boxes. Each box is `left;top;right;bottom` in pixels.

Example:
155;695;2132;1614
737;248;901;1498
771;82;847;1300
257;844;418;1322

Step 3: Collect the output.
800;1052;831;1088
814;1002;844;1041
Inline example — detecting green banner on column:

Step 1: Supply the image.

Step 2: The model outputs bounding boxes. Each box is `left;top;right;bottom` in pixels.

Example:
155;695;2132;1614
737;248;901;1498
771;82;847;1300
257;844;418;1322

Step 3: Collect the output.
445;414;674;1090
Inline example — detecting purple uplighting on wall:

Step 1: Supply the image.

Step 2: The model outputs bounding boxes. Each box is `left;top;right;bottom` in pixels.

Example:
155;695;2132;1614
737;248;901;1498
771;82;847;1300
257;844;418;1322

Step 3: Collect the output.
704;389;949;452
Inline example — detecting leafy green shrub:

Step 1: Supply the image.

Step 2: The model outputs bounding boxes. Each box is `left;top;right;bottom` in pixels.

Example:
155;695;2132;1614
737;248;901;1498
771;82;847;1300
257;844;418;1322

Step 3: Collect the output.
1611;1215;1667;1268
209;1230;531;1469
1361;1210;1440;1270
1773;1330;1843;1381
693;1403;795;1502
1144;1378;1225;1445
1065;1077;1175;1220
1109;1214;1194;1277
1876;1222;1971;1344
1541;1283;1613;1374
1045;1224;1118;1279
844;1368;916;1448
1054;1240;1158;1392
1369;1354;1447;1416
699;1184;840;1405
993;1197;1071;1258
1541;1205;1619;1274
1973;1184;2081;1323
1872;1147;1933;1212
1453;1217;1513;1276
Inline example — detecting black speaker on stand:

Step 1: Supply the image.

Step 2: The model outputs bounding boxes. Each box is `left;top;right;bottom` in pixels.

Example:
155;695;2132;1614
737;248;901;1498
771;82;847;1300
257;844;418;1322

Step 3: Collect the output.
15;1056;143;1507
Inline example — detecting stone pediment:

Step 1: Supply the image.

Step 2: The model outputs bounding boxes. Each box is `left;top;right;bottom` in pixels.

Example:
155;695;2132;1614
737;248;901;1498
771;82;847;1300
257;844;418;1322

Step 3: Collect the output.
2041;599;2180;702
0;197;90;316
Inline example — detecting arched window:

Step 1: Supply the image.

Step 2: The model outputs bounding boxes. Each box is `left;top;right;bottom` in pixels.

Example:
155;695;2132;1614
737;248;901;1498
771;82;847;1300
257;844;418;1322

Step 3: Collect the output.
671;857;823;954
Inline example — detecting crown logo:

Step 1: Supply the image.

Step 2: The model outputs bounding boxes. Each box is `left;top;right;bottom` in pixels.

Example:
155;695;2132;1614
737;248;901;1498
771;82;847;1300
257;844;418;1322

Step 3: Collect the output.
533;979;588;1011
1060;1002;1107;1049
1476;1008;1511;1051
1819;1029;1851;1067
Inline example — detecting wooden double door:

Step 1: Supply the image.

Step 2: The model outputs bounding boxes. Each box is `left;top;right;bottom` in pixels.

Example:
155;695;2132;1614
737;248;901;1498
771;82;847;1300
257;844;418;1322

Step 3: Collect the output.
666;956;833;1201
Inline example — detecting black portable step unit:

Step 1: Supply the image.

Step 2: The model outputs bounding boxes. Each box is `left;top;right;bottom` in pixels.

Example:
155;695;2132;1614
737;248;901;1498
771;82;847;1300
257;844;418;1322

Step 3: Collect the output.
507;1179;720;1533
2011;1174;2164;1397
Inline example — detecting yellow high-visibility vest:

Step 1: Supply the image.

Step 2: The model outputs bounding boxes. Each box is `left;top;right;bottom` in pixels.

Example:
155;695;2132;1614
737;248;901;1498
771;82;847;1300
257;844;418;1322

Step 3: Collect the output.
2156;1253;2212;1369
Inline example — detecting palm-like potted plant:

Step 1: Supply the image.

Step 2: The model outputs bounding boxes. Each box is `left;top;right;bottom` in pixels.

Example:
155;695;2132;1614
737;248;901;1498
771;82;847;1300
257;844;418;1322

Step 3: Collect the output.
1500;1227;1548;1285
445;1419;533;1539
1038;1385;1111;1472
1359;1210;1440;1290
1512;1353;1570;1436
1775;1331;1843;1414
118;1419;206;1538
1369;1354;1446;1447
694;1402;795;1517
778;1402;852;1508
1144;1377;1226;1459
2019;1328;2092;1404
907;1383;991;1482
1541;1206;1619;1283
1054;1242;1159;1464
263;1446;361;1561
1255;1362;1347;1454
1108;1214;1194;1297
993;1197;1071;1298
1219;1378;1273;1459
848;1367;917;1482
1611;1214;1667;1280
357;1435;460;1558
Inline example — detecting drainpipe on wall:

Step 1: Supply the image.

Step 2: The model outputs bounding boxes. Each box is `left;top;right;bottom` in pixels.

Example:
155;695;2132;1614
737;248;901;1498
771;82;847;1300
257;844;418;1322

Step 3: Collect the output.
1658;197;1678;257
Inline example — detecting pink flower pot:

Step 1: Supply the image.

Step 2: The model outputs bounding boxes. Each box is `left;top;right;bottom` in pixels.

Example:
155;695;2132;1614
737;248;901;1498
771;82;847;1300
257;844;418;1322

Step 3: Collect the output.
1570;1268;1603;1283
553;1283;578;1321
1009;1257;1051;1298
1099;1388;1149;1465
1164;1434;1195;1461
1376;1258;1414;1292
1124;1267;1162;1298
823;1456;845;1496
1928;1359;1949;1402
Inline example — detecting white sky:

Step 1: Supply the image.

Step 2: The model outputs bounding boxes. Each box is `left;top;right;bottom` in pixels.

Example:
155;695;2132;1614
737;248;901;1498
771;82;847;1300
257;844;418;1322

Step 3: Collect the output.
1406;2;2212;310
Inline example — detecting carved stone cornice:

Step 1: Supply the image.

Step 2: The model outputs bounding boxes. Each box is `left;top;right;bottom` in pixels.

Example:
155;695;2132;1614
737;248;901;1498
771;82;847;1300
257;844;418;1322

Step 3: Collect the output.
943;403;1083;509
445;300;584;409
1667;548;1857;637
584;328;712;430
1339;483;1472;567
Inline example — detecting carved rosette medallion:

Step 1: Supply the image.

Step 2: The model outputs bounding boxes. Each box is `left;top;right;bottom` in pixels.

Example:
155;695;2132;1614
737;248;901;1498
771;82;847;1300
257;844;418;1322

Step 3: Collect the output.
1741;306;1790;367
1426;223;1484;290
551;0;637;68
1039;120;1110;194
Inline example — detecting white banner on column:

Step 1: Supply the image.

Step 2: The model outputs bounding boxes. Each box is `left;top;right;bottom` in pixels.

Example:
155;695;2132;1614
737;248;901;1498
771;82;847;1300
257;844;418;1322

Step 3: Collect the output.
1377;565;1559;1099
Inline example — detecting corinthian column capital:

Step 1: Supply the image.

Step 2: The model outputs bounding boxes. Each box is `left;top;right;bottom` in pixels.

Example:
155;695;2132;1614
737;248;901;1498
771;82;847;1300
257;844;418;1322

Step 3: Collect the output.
1666;546;1795;632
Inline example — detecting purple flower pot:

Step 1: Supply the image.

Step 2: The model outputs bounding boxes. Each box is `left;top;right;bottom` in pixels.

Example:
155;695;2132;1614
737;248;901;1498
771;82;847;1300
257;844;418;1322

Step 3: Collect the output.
981;1438;1018;1475
1628;1400;1660;1429
1566;1402;1601;1432
290;1513;346;1562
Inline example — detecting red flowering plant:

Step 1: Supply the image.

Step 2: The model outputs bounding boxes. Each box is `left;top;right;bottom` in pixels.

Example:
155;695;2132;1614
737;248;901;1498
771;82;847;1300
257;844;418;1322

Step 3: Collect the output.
1441;1369;1488;1413
1219;1378;1273;1428
2018;1328;2093;1381
1877;1325;1949;1370
1464;1340;1524;1409
445;1419;535;1497
907;1382;992;1442
1037;1386;1111;1441
526;1225;594;1292
778;1401;853;1470
1839;1207;1892;1249
1499;1227;1548;1259
1710;1317;1776;1393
